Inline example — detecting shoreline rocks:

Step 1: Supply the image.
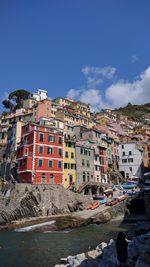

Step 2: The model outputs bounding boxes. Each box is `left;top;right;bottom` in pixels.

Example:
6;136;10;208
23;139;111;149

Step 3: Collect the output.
55;228;150;267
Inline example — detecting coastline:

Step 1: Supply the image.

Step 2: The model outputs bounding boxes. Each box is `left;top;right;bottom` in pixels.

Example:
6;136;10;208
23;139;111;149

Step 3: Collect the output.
0;200;127;232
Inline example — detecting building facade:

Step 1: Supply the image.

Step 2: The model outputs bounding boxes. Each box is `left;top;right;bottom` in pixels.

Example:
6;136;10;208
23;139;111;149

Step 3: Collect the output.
64;139;76;189
16;123;64;184
75;142;94;190
119;142;143;179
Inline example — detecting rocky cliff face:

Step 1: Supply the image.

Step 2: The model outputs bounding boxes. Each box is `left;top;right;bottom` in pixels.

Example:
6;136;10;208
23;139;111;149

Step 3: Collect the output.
0;183;91;223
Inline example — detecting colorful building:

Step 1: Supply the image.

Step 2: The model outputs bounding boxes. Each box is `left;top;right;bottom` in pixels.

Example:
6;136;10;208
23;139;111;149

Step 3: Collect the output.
16;123;64;184
119;142;143;179
32;99;53;122
64;139;76;189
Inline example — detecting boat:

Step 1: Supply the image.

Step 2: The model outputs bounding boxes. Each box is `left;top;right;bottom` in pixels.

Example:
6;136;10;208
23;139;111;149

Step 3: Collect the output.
93;195;107;204
86;201;100;210
106;198;118;206
117;195;127;202
86;203;94;210
122;183;136;190
91;201;100;210
126;190;139;197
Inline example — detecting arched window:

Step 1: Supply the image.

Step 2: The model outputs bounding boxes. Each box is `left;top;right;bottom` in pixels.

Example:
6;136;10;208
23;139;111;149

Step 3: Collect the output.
42;173;46;184
50;174;54;184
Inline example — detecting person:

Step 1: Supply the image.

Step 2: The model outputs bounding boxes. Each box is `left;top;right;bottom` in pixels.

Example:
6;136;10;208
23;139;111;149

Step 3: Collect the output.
116;232;128;267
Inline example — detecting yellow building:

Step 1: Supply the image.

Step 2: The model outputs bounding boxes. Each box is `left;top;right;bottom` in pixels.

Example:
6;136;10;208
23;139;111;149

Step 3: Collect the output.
133;125;150;135
64;140;76;189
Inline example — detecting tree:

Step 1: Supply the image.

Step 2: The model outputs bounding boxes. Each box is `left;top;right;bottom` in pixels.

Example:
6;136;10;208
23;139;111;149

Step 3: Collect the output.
2;89;30;111
8;89;30;109
2;100;14;112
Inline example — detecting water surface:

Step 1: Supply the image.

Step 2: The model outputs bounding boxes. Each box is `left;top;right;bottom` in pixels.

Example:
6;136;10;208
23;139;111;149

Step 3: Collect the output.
0;221;130;267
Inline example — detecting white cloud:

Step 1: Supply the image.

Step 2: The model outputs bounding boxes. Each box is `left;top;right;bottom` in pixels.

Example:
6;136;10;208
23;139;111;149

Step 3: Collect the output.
106;66;150;108
67;88;82;99
131;55;138;63
81;65;116;88
82;66;116;79
66;66;150;111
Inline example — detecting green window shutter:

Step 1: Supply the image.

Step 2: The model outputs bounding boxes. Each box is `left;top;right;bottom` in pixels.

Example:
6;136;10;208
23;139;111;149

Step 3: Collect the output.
39;146;43;154
65;151;68;158
58;136;62;144
49;160;52;168
58;161;62;168
39;133;44;141
38;159;43;167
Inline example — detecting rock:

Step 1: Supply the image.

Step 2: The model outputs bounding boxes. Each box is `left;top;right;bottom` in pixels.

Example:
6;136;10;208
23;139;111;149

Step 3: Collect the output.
0;184;91;223
67;253;86;266
92;211;111;224
86;249;102;259
135;253;150;267
96;242;107;251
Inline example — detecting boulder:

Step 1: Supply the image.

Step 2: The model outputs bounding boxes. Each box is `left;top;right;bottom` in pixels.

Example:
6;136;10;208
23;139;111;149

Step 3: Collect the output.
92;212;111;224
86;249;102;259
67;253;86;266
135;253;150;267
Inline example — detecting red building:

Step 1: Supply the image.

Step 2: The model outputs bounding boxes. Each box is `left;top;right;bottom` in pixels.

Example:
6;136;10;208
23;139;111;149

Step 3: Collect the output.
16;123;64;184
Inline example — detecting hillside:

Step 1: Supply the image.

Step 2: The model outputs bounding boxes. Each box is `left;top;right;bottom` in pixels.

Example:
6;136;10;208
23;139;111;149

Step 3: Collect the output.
114;102;150;121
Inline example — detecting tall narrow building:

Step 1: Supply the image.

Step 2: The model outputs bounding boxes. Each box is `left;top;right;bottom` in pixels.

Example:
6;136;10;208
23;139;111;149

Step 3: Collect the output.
16;123;64;184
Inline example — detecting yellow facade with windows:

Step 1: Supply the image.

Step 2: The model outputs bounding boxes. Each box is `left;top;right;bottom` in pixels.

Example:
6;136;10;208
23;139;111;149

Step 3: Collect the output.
64;140;76;190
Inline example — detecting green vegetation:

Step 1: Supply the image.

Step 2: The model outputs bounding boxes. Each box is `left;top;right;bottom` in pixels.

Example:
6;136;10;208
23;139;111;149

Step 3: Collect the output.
114;102;150;121
2;89;30;112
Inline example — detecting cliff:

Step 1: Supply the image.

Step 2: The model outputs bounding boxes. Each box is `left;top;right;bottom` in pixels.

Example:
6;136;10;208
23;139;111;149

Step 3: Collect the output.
0;183;91;224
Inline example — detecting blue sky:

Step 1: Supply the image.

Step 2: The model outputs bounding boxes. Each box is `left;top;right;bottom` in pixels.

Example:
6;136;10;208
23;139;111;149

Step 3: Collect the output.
0;0;150;112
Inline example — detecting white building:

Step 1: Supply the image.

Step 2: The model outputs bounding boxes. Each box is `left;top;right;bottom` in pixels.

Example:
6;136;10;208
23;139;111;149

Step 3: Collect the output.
30;89;48;101
119;142;143;179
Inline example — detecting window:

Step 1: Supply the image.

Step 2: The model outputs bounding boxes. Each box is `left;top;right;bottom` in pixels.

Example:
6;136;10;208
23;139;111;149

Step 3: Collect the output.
122;159;127;163
39;133;44;141
64;163;67;169
38;159;43;167
71;152;74;159
71;164;74;169
95;165;99;171
129;151;132;155
47;147;53;154
83;172;86;182
87;160;90;167
58;136;62;144
65;151;68;158
122;152;125;156
84;149;87;155
128;158;133;163
39;146;43;154
81;148;83;154
89;151;91;156
87;173;90;182
82;159;85;166
58;149;62;156
121;145;124;149
48;135;55;142
25;148;29;156
50;174;54;184
42;173;46;184
48;160;53;168
67;163;70;169
58;161;62;168
129;167;132;172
